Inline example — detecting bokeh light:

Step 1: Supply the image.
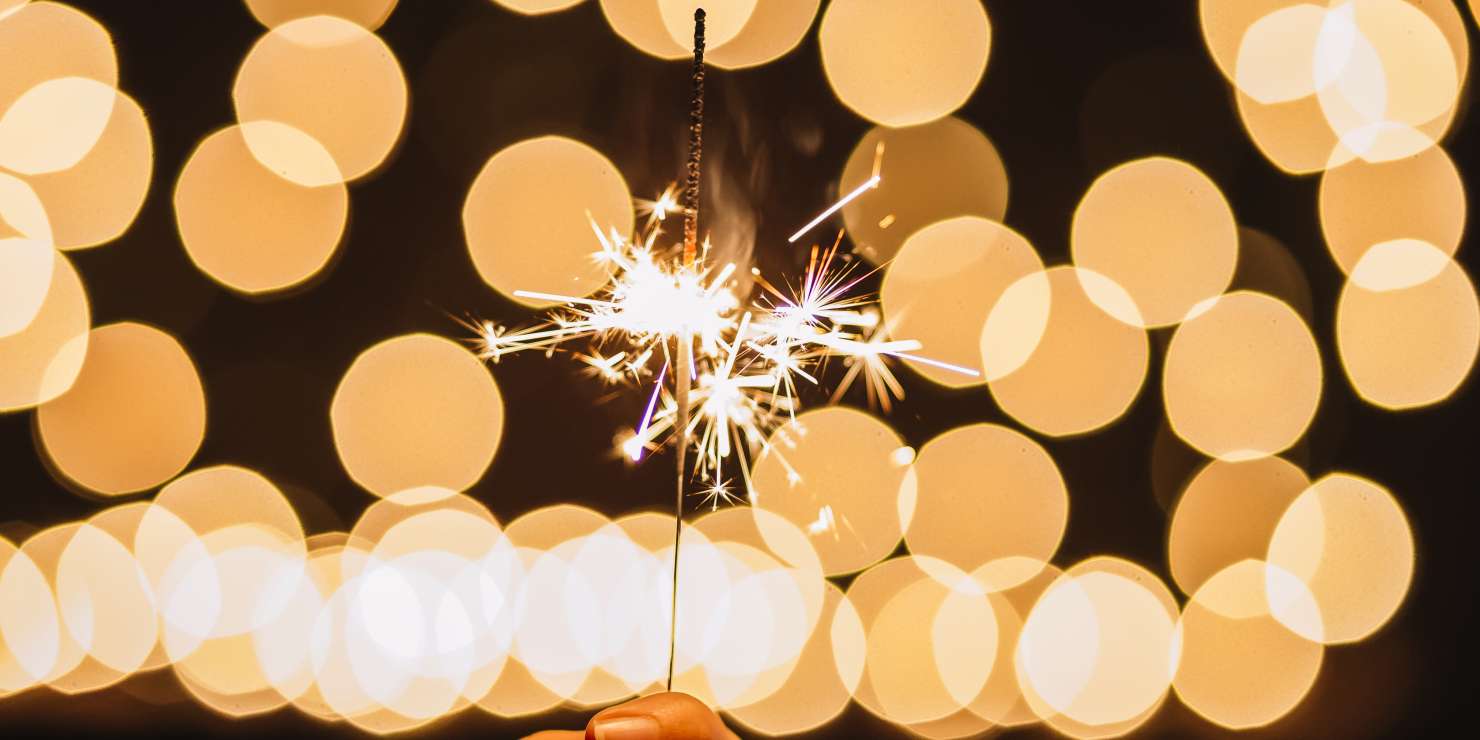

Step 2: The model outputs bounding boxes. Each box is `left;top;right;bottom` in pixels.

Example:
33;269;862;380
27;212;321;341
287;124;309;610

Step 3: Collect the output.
1071;157;1237;328
1167;456;1310;597
233;14;407;184
0;249;89;412
0;76;116;176
1319;145;1466;276
1173;559;1324;729
463;136;633;308
1;536;60;694
705;0;818;70
244;0;399;30
818;0;990;128
494;0;583;16
983;266;1149;436
0;173;52;337
331;333;504;498
751;407;912;576
1336;241;1479;409
0;3;116;143
1267;473;1415;644
1016;557;1178;735
174;123;348;294
904;424;1066;587
1164;291;1322;461
838;117;1008;266
880;217;1041;386
23;87;152;250
36;322;204;496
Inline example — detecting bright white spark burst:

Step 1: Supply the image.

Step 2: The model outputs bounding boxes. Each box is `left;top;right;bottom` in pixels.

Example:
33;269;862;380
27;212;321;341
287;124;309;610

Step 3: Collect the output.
463;177;977;509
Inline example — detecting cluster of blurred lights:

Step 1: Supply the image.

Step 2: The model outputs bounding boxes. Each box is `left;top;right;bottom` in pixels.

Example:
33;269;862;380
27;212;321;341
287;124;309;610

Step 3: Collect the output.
2;0;1474;737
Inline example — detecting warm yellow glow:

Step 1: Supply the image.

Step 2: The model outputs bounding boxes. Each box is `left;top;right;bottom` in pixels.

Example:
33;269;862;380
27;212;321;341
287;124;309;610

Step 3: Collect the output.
0;76;115;175
751;407;912;576
1173;559;1324;729
1168;457;1310;597
37;322;205;496
1336;242;1478;409
24;88;151;250
463;136;634;308
839;118;1007;266
706;0;819;70
819;0;990;127
1164;291;1322;460
881;217;1042;386
1071;157;1237;328
598;0;687;60
494;0;583;15
245;0;399;29
233;14;407;183
1;537;60;694
0;3;116;139
1319;146;1465;276
1235;87;1343;175
0;174;52;337
984;267;1149;437
331;333;504;498
0;249;90;412
1016;558;1177;732
1267;473;1414;644
725;583;856;735
904;424;1065;588
1234;3;1326;104
53;521;157;680
17;524;88;689
658;0;756;49
1199;0;1306;84
1317;0;1460;164
174;123;347;293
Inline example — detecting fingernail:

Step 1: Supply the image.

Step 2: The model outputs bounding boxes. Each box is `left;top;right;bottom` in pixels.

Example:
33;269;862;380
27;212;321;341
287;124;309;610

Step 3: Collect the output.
590;714;660;740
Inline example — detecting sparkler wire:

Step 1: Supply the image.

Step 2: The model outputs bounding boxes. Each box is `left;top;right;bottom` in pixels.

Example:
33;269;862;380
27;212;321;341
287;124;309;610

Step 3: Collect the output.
669;6;706;693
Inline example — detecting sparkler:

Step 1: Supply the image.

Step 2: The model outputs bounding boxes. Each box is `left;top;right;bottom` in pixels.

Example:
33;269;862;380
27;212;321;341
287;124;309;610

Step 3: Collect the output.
464;8;978;691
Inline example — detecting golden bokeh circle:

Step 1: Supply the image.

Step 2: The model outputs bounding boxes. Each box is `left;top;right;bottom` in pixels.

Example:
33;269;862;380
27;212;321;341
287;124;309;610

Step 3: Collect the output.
1071;157;1238;328
0;172;52;337
0;76;116;176
1164;291;1322;461
881;217;1042;387
331;333;504;498
1319;145;1465;276
37;322;206;496
1336;242;1479;409
1016;557;1178;732
0;2;116;147
751;407;912;576
1267;473;1414;644
233;14;407;183
904;424;1066;585
1167;456;1309;597
1173;559;1323;729
24;88;152;250
839;117;1008;266
983;267;1149;437
0;249;89;412
174;123;348;294
244;0;399;30
494;0;584;16
706;0;818;70
463;136;633;308
819;0;990;127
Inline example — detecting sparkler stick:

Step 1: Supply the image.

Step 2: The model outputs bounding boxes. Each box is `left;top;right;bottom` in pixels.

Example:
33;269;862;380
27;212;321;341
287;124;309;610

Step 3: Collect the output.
668;7;705;692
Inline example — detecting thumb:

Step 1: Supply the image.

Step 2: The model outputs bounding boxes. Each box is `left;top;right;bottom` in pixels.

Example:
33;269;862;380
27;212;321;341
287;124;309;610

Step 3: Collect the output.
585;692;738;740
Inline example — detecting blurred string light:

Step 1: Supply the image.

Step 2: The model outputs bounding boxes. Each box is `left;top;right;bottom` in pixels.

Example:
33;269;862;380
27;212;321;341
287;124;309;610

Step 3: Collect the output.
0;0;1471;737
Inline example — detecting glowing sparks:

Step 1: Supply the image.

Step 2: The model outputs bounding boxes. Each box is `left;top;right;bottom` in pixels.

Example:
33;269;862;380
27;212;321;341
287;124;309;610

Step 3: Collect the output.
470;174;978;504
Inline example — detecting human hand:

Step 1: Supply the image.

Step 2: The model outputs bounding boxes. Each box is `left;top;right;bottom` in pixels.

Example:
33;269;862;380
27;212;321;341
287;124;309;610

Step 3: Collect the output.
524;692;739;740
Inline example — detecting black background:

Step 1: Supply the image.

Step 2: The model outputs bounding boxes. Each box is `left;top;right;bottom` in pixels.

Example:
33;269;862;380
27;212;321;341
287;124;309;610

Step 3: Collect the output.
1;1;1475;737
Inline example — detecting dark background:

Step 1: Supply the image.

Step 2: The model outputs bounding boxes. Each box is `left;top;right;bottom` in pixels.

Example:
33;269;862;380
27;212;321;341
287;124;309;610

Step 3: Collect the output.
1;1;1475;737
